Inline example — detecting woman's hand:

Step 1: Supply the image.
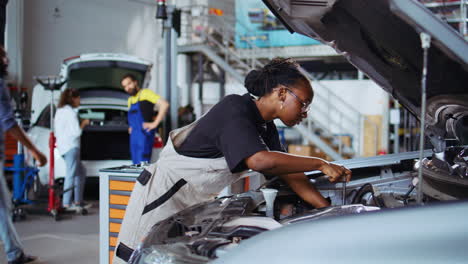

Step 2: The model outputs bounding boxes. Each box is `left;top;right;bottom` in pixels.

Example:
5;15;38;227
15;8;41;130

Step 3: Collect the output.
80;119;90;129
320;161;352;183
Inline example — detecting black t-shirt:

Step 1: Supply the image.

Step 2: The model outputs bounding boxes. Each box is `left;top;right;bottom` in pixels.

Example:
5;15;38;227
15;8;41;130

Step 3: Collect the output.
176;93;285;173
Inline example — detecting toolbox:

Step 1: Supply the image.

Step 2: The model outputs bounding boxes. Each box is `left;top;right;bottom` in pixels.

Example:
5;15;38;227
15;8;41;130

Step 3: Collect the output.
99;164;147;264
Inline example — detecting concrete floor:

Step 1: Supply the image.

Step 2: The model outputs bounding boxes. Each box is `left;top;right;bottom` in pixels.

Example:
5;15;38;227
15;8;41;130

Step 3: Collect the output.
0;203;99;264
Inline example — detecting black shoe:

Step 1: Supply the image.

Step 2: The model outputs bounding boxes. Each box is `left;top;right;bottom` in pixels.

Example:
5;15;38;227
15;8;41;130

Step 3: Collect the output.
8;253;38;264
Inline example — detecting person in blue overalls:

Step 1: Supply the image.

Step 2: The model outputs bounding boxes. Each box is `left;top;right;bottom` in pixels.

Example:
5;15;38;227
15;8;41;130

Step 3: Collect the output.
121;74;169;164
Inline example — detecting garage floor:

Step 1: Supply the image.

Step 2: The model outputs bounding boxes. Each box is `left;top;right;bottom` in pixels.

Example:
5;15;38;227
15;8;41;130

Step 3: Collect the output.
0;203;99;264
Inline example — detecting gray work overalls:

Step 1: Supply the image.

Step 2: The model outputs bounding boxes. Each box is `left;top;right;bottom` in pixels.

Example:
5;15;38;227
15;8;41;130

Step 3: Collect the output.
114;121;249;263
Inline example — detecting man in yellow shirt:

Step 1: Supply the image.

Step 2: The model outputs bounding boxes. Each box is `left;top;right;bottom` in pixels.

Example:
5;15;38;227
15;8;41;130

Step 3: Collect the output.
121;74;169;164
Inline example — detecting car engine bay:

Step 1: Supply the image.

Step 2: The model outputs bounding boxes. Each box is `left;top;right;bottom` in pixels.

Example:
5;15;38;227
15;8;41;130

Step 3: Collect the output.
128;147;468;264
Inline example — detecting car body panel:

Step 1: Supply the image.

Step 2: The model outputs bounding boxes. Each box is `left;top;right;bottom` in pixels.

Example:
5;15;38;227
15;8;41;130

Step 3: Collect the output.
28;104;133;184
213;201;468;264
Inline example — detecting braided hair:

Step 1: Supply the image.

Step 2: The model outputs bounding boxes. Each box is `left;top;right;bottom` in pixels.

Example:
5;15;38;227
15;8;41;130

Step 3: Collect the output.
244;58;310;97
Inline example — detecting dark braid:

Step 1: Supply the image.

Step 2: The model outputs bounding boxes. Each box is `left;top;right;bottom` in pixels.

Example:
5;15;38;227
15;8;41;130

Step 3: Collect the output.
244;58;308;97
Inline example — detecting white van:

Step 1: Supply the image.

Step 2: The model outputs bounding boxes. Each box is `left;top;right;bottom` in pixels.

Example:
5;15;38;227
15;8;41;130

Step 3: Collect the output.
28;53;161;185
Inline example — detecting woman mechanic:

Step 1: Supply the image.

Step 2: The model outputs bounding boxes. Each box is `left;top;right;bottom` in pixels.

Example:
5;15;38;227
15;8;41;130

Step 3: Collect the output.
114;58;351;263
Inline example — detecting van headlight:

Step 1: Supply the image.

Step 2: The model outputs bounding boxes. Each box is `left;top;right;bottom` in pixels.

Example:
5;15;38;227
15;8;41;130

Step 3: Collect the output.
130;243;209;264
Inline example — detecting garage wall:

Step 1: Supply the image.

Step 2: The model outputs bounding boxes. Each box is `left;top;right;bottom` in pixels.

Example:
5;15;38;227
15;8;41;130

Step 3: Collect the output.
219;79;389;152
18;0;163;92
5;0;23;85
320;80;390;152
319;80;388;116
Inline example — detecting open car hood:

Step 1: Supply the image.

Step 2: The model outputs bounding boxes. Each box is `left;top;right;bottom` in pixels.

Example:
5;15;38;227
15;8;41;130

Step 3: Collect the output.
60;53;152;93
263;0;468;146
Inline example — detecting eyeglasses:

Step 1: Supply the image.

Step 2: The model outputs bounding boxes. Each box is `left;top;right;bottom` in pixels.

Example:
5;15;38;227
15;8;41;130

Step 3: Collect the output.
285;88;311;113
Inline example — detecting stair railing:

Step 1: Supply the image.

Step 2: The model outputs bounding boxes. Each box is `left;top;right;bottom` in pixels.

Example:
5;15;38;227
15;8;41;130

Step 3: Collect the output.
178;4;380;157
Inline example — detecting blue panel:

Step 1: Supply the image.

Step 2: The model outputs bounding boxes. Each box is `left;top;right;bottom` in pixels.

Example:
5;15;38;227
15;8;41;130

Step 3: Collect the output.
235;0;320;48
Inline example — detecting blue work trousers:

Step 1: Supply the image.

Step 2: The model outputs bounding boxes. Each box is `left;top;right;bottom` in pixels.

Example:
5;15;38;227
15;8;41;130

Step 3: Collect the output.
62;148;86;206
0;161;24;261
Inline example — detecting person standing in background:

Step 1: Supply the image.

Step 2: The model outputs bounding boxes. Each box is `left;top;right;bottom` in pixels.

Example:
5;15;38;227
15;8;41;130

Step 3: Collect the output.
0;46;47;264
54;88;90;211
121;74;169;164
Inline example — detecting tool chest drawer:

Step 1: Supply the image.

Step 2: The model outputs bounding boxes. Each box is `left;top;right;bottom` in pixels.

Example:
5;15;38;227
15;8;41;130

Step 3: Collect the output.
99;168;142;264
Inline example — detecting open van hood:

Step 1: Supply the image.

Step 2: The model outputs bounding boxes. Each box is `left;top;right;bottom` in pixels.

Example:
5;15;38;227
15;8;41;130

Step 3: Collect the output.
60;53;152;93
263;0;468;146
31;53;152;124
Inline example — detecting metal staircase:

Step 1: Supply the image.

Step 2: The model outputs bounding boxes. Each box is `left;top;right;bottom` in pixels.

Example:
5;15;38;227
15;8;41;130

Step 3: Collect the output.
176;5;377;160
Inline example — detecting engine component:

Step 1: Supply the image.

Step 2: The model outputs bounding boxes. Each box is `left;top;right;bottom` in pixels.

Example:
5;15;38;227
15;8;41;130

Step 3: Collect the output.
260;188;278;218
351;183;385;207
